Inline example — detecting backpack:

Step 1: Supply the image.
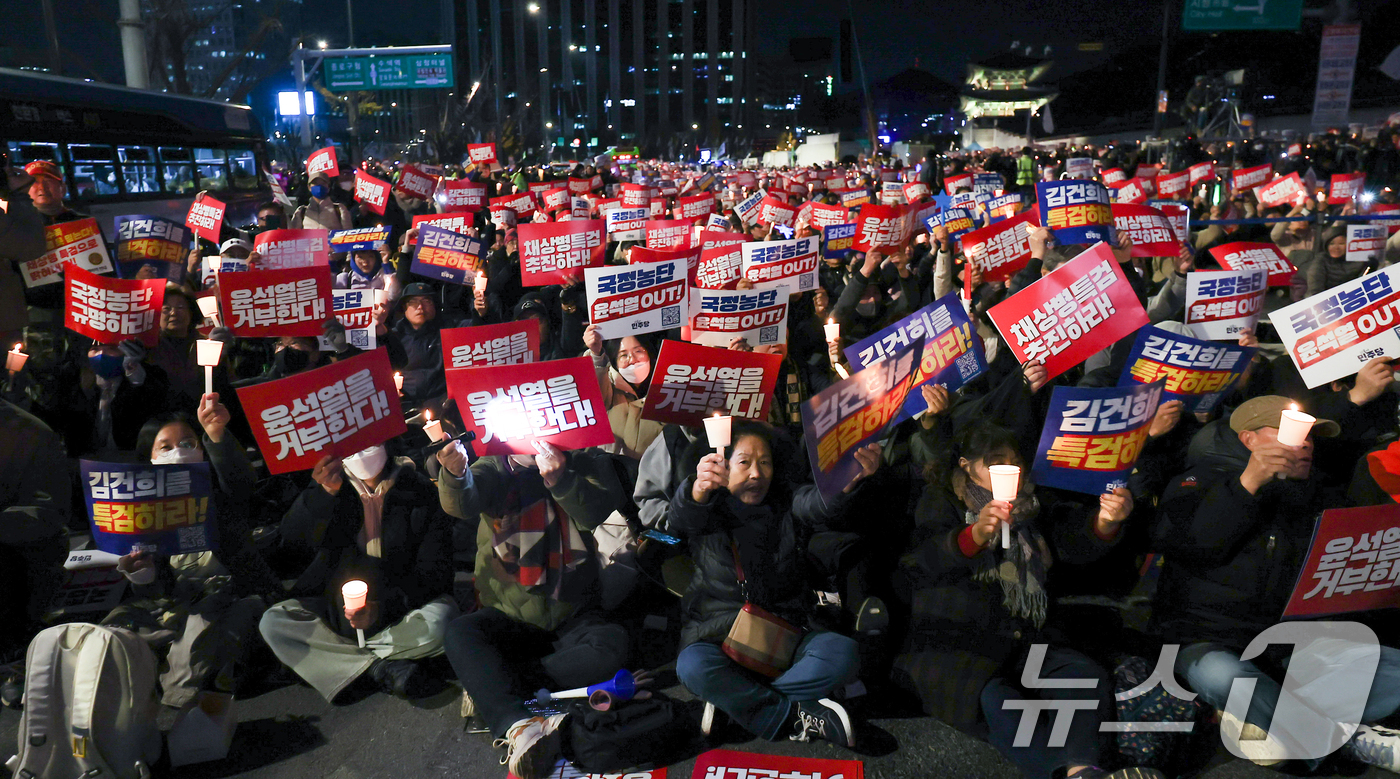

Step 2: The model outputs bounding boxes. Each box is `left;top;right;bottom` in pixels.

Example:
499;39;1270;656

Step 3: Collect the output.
5;624;162;779
565;694;687;772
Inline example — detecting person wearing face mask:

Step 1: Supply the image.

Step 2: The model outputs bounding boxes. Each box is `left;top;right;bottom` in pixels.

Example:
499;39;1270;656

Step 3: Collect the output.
101;395;282;707
292;174;354;233
582;326;663;459
830;248;918;345
268;336;325;379
335;247;397;295
384;283;451;407
80;339;171;455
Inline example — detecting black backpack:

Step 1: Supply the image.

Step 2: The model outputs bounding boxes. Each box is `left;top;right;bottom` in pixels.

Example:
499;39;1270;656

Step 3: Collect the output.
565;694;687;772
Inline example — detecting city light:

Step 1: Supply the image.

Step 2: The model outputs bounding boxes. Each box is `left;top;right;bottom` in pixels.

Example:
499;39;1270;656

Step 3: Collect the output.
318;40;328;49
546;122;553;128
528;2;539;11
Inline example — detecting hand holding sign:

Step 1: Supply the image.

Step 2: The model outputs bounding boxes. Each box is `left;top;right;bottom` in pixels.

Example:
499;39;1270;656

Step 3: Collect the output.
844;443;883;493
1096;487;1134;533
312;454;344;496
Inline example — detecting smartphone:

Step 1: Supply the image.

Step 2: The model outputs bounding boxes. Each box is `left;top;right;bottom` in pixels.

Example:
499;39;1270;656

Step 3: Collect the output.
642;529;681;546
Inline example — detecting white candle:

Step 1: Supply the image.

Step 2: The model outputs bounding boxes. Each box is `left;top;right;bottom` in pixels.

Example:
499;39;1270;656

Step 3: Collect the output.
424;411;445;442
394;372;404;393
988;465;1021;549
824;319;840;343
342;580;368;649
6;343;27;373
196;296;219;322
474;272;489;295
703;414;731;455
1277;408;1315;447
373;288;388;307
195;340;223;395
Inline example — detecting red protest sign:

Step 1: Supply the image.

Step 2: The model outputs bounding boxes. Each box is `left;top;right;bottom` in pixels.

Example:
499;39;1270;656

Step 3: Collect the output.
490;192;538;221
1329;171;1366;205
395;164;438;200
252;228;330;270
944;173;973;194
1232;164;1273;192
540;188;570;214
757;197;797;227
306;146;339;179
1188;162;1216;187
236;349;405;475
1282;504;1400;618
1110;178;1148;205
467;143;498;165
64;265;165;347
442;180;487;212
185;196;226;244
218;265;333;338
621;184;650;207
988;242;1149;381
1156;170;1191;199
853;203;915;253
632;244;700;278
1111;204;1183;257
806;202;850;230
694;245;744;289
567;177;594;195
699;229;748;250
1102;168;1128;186
411;212;475;235
962;210;1038;285
645;219;694;250
444;356;612;455
641;340;781;426
440;319;541;369
1209;241;1298;287
692;749;864;779
517;219;606;286
354;170;390;215
675;193;716;220
1254;172;1308;209
902;181;930;203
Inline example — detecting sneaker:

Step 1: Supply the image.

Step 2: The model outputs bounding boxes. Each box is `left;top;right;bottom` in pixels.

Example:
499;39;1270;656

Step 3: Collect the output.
1218;709;1286;766
1068;768;1165;779
0;671;21;711
460;689;476;719
854;597;889;636
1342;723;1400;773
368;658;444;700
789;698;854;748
493;714;568;779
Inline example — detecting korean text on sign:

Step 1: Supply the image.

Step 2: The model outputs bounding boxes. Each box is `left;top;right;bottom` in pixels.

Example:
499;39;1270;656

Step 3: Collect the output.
962;211;1036;284
441;319;541;369
1283;504;1400;618
1036;180;1115;245
253;229;331;270
317;289;377;352
695;246;744;290
641;339;780;427
1110;204;1182;257
219;266;332;338
518;220;606;286
412;223;483;285
329;226;391;253
1032;381;1165;496
25;218;115;288
740;235;819;292
82;460;216;556
354;170;390;215
64;265;165;347
185;196;226;243
854;203;915;252
823;224;857;259
445;357;612;455
1118;326;1255;413
585;257;688;339
690;285;790;348
1268;266;1400;389
1185;269;1267;341
115;215;187;264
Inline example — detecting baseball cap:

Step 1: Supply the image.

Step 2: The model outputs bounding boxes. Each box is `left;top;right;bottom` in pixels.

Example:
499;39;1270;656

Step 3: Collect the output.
399;282;435;306
219;238;253;254
24;161;61;181
1229;395;1340;438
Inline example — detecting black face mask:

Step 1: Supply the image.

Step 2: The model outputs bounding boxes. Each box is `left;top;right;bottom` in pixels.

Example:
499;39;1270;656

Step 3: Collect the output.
275;347;312;375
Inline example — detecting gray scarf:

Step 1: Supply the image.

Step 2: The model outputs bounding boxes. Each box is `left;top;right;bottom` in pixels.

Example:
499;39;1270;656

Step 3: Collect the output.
960;479;1051;629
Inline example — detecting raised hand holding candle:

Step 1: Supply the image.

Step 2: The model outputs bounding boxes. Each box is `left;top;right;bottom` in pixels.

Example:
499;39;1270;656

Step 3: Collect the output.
703;414;731;455
341;579;369;648
988;465;1020;549
824;318;840;343
6;343;27;373
1276;408;1315;447
195;340;224;395
423;410;445;442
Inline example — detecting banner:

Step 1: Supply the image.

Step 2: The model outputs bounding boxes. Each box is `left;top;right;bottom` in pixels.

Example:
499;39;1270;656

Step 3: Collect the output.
354;170;390;215
218;265;332;338
64;265;165;347
802;337;921;501
441;319;540;368
1209;241;1298;288
1330;171;1366;205
1282;504;1400;619
740;235;819;292
236;350;405;475
1188;161;1216;187
1186;269;1268;340
24;218;115;287
411;224;484;285
675;193;716;220
853;203;915;253
640;340;781;427
185;196;226;244
691;750;863;779
82;460;216;556
467;143;498;165
444;356;611;455
1268;266;1400;388
395;164;438;200
518;220;606;286
115;215;188;281
328;226;391;253
1111;204;1182;257
253;228;330;270
605;207;649;241
1311;24;1360;129
988;242;1149;380
1346;225;1385;264
695;245;744;289
442;180;487;212
1032;381;1163;496
584;257;687;339
307;146;339;179
1036;181;1115;245
823;223;857;259
1118;326;1255;413
1254;172;1308;209
846;294;988;423
645;219;694;250
1156;170;1190;199
962;210;1037;285
689;285;790;347
318;288;377;351
757;197;797;227
1232;164;1273;192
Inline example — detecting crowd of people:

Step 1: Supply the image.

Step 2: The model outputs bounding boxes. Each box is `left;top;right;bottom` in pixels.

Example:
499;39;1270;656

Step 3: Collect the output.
3;126;1400;779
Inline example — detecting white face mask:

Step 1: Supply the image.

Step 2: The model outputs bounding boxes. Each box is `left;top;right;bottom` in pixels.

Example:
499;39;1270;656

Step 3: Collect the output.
343;445;388;481
339;180;354;191
152;447;203;465
619;359;650;385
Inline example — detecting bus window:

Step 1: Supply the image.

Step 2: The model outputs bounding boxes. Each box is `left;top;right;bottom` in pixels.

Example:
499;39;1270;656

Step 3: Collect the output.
8;142;63;176
118;146;162;194
228;147;258;190
160;147;196;194
194;148;228;192
67;144;119;198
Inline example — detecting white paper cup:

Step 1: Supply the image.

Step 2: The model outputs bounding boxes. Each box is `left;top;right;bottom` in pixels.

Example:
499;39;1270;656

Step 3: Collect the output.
703;415;732;452
195;339;224;367
824;322;840;342
1276;410;1315;447
374;288;388;306
988;464;1021;502
196;296;219;320
424;419;445;442
6;349;27;373
341;580;368;611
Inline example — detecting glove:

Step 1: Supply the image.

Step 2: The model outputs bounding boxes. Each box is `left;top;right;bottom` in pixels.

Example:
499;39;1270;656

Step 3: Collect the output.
323;317;349;354
207;326;236;345
118;339;147;385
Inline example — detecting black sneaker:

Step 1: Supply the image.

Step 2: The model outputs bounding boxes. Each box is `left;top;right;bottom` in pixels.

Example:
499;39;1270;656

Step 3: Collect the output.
0;671;22;710
854;597;889;636
1069;767;1166;779
789;698;854;748
368;658;444;699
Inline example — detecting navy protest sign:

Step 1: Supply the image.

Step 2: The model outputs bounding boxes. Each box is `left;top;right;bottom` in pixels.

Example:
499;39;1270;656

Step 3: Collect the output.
82;460;217;555
1118;326;1255;413
1031;382;1164;496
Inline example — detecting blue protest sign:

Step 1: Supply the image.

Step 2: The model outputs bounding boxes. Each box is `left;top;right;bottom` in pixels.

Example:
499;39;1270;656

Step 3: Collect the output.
1117;325;1255;413
1036;180;1116;245
81;460;218;555
1031;381;1164;496
115;214;189;281
329;226;392;253
411;223;483;285
823;223;857;259
933;208;977;240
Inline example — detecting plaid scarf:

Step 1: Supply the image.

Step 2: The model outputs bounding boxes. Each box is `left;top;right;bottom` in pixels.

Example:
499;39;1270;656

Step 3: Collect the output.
960;479;1051;629
491;485;589;599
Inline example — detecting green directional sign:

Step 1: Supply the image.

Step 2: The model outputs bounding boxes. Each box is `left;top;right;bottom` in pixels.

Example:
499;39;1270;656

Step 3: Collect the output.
1182;0;1303;31
325;54;454;92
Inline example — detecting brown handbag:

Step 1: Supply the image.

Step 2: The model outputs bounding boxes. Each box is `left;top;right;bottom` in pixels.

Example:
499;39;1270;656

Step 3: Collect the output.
721;539;802;678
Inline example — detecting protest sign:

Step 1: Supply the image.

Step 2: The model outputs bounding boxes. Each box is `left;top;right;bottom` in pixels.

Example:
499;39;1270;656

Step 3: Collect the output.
645;219;694;250
1150;200;1190;242
846;294;988;423
317;288;377;351
1156;170;1190;200
1346;225;1386;264
237;350;405;475
395;164;438;200
441;179;487;212
1186;269;1268;340
1065;158;1095;180
353;169;390;215
542;187;571;214
944;173;974;194
1111;204;1182;257
491;192;538;221
879;182;907;205
1118;326;1255;413
736;171;758;188
605;207;649;241
411;224;483;285
934;208;977;241
1036;181;1115;245
757;197;798;227
517;220;606;286
1372;203;1400;236
689;285;790;347
218;265;332;338
949;191;981;211
1110;179;1148;205
306;146;339;179
621;183;651;207
839;189;871;208
115;215;188;281
853;203;915;253
806;202;850;230
823;223;857;259
444;356;611;455
1188;162;1215;187
1268;266;1400;388
185;196;226;243
568;177;594;195
441;319;540;368
411;213;475;236
1102;168;1128;186
1254;172;1308;209
988;242;1148;380
252;228;330;270
1282;504;1400;618
467;143;498;165
1209;242;1298;288
1330;171;1366;204
648;199;669;219
328;226;391;253
704;212;731;231
64;266;164;347
986;193;1023;222
740;235;819;292
23;218;114;288
962;210;1037;285
1032;381;1163;496
1232;164;1273;192
675;193;716;220
584;256;687;339
694;245;744;289
82;460;216;556
734;190;766;224
698;229;747;250
640;340;780;427
903;181;930;203
802;337;921;501
692;751;861;779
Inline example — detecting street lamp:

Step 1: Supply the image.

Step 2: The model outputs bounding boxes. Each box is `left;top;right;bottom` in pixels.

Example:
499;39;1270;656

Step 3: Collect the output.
528;2;539;11
318;40;328;49
546;122;554;128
